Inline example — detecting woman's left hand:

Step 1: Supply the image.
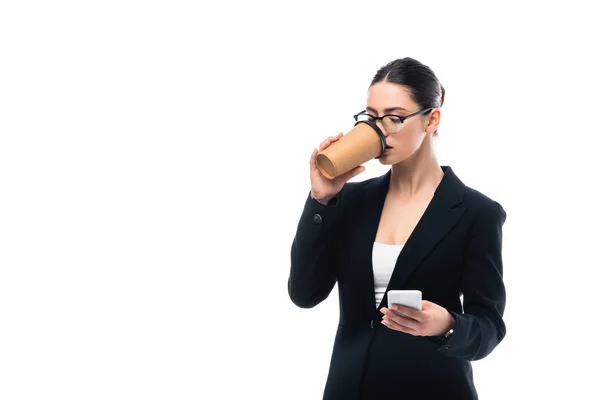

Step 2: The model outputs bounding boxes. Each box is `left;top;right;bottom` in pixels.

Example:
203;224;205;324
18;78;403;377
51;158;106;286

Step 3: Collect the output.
380;300;456;337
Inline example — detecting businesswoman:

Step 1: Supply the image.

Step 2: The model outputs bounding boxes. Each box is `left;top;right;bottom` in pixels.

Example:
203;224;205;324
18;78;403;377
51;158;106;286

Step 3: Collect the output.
288;57;507;399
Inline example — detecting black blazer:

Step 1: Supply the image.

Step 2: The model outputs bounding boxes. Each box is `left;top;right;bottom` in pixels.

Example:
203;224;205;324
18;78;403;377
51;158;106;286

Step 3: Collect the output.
288;166;507;400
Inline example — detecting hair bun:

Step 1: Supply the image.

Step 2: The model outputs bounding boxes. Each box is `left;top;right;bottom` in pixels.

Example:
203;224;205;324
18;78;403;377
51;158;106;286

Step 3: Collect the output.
440;84;445;107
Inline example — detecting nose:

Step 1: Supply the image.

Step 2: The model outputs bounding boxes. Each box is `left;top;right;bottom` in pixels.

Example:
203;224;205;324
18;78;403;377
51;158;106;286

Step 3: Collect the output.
375;120;389;136
374;122;391;149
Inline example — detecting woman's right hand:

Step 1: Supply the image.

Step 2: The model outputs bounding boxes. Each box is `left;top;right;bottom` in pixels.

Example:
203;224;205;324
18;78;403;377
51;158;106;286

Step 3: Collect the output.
310;132;366;205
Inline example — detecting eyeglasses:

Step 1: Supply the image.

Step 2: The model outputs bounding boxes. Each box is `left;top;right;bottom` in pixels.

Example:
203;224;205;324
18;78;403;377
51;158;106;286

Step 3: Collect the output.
353;107;433;134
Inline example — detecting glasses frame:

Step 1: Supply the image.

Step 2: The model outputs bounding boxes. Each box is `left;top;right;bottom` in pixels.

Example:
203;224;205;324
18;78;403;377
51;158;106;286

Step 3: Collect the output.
353;107;434;134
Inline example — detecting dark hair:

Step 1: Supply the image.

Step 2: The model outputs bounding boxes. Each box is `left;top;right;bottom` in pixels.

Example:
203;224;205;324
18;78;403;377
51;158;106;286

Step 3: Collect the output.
370;57;445;137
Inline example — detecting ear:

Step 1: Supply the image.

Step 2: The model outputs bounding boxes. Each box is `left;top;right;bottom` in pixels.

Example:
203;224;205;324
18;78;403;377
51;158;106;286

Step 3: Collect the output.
424;108;441;134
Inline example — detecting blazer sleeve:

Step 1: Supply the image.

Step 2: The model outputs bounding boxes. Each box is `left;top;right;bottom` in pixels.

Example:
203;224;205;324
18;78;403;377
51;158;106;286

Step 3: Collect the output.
287;187;346;309
436;200;507;360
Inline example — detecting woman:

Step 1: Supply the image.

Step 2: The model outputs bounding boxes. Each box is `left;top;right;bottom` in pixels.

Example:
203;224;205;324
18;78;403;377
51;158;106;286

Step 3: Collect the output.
288;57;507;399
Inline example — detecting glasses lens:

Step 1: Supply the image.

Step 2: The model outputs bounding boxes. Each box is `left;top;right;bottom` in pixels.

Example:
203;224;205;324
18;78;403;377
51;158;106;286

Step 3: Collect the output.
355;113;374;123
383;116;403;133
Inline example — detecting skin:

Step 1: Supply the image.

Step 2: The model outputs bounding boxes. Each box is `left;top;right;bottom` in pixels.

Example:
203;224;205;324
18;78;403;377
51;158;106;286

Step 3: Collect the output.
310;81;455;337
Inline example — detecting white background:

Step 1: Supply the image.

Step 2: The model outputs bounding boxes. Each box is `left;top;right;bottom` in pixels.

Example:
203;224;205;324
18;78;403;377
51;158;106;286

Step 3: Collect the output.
1;1;599;399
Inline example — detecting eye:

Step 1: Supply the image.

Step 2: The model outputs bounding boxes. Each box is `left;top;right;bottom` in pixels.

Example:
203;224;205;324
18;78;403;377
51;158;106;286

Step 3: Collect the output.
388;116;403;123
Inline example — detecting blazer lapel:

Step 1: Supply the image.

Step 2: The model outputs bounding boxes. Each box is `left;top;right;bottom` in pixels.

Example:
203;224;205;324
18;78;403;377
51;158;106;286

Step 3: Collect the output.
359;166;467;316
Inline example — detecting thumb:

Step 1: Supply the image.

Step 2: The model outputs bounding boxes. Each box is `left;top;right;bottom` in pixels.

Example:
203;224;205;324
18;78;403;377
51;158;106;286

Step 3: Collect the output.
339;165;365;182
421;300;436;309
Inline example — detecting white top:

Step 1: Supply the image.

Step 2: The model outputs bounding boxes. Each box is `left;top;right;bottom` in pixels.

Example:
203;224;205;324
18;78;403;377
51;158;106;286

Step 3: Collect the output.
372;242;404;308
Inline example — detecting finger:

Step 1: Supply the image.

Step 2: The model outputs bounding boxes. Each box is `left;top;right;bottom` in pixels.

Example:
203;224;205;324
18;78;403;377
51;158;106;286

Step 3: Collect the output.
382;316;420;335
319;135;336;149
385;310;421;330
319;133;343;150
391;304;424;322
330;132;344;142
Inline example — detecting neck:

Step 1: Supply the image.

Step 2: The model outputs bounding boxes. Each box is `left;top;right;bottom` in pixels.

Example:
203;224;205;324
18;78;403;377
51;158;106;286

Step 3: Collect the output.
389;136;444;197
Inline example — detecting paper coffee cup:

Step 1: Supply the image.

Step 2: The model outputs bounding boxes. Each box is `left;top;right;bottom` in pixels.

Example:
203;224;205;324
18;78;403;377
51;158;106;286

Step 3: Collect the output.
316;121;386;179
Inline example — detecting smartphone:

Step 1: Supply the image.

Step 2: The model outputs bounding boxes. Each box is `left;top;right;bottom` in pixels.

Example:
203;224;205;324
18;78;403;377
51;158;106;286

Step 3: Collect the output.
387;290;422;317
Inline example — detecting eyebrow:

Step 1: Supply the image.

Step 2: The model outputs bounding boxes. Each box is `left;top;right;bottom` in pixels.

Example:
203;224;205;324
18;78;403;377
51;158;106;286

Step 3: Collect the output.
366;106;408;115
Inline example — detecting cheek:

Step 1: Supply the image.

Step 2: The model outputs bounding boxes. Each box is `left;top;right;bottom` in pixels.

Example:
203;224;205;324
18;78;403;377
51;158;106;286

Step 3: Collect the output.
390;131;423;154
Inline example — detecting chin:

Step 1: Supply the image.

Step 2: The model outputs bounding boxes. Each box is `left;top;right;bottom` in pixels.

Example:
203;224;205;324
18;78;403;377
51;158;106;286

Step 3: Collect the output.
378;153;401;165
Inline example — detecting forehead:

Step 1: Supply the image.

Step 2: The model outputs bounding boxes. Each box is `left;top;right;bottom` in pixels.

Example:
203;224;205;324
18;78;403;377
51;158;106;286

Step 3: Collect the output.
366;82;416;111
